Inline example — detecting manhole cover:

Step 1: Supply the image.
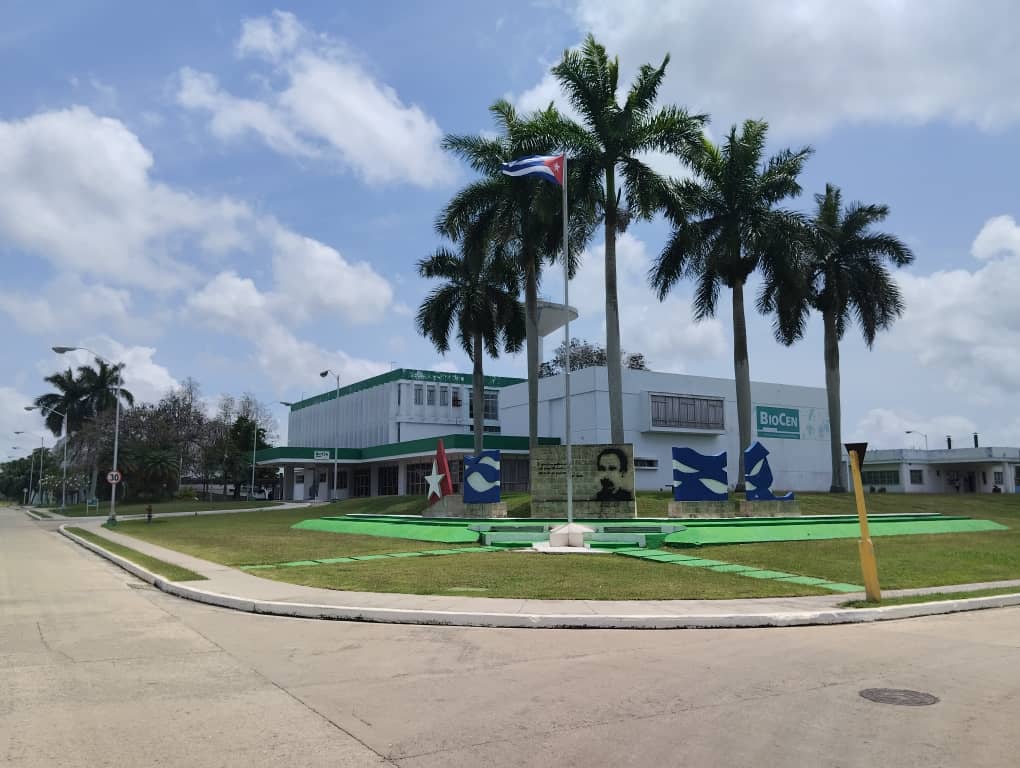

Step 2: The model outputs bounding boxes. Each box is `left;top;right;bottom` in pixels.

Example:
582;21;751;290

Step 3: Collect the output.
859;688;939;706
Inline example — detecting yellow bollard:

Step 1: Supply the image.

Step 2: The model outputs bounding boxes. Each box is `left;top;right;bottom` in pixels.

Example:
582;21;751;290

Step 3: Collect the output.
846;444;881;602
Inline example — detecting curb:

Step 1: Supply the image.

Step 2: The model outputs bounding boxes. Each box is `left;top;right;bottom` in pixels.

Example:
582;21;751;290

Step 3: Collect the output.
59;525;1020;630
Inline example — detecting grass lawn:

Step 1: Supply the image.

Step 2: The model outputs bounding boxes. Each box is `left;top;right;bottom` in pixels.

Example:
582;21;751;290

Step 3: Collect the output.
107;490;1019;599
696;493;1020;589
52;499;283;517
67;527;206;582
256;551;830;600
842;586;1020;609
111;503;474;566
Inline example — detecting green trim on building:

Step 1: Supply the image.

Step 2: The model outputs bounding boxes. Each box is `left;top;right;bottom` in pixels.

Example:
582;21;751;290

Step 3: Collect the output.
289;368;525;412
255;434;559;464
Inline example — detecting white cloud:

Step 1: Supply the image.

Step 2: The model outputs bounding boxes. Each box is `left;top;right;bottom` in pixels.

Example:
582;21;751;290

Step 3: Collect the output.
237;10;303;61
551;231;727;370
518;0;1020;138
851;408;980;451
971;215;1020;261
0;276;138;335
267;227;393;324
187;272;267;329
883;214;1020;399
0;107;250;291
177;12;456;186
43;338;180;405
177;69;316;158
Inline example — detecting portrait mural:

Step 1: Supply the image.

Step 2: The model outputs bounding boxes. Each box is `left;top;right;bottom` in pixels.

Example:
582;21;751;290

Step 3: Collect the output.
672;447;729;502
594;447;633;501
463;450;501;504
530;443;637;518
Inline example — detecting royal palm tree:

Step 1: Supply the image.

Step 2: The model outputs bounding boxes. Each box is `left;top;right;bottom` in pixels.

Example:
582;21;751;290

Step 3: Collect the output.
77;358;134;416
552;34;706;443
765;184;914;492
650;120;811;490
439;99;597;453
417;242;525;453
34;368;89;437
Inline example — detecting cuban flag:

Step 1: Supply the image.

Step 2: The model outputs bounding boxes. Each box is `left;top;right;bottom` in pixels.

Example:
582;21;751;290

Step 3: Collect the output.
501;154;564;186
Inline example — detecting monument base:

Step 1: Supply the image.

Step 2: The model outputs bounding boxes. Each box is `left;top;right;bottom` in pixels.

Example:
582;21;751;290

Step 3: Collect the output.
668;500;800;519
667;501;735;519
738;500;799;517
548;523;594;547
531;499;637;520
424;496;508;519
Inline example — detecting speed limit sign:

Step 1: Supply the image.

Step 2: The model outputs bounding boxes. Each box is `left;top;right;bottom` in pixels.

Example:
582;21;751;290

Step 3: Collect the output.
106;470;122;485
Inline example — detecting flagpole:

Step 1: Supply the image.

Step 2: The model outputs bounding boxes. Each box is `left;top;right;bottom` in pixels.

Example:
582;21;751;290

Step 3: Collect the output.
562;153;573;526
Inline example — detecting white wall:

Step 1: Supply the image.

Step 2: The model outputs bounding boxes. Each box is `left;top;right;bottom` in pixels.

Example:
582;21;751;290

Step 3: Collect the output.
501;367;831;492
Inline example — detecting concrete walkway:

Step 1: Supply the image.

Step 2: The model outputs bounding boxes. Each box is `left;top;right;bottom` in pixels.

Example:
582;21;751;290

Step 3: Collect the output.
46;506;1020;629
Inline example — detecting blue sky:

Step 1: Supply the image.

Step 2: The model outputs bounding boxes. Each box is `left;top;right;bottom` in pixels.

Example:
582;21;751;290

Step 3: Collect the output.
4;0;1020;452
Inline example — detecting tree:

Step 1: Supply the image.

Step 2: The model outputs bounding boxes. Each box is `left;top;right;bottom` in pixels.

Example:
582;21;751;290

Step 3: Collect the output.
439;99;597;454
765;183;914;492
650;120;811;489
34;368;88;437
538;337;649;376
552;34;705;443
416;242;525;453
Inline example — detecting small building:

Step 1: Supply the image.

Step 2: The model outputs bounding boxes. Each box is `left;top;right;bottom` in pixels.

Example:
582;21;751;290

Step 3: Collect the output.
861;447;1020;494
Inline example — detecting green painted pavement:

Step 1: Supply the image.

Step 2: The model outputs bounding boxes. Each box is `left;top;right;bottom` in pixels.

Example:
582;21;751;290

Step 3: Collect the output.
293;517;479;543
613;548;863;594
664;516;1007;547
240;545;500;571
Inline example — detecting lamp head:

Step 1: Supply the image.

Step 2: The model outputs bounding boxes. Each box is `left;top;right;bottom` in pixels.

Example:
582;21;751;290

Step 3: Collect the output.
319;370;329;378
52;346;77;354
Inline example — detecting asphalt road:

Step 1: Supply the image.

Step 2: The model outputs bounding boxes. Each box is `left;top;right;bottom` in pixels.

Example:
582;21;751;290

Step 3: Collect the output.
3;507;1018;767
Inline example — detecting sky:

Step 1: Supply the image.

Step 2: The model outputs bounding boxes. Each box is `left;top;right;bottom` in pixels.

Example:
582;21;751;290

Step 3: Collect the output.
4;0;1020;456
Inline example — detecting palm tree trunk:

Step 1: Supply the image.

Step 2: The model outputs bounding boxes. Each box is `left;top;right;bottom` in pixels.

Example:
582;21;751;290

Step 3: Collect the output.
525;261;540;454
732;279;752;492
604;162;624;444
472;332;484;455
823;310;846;492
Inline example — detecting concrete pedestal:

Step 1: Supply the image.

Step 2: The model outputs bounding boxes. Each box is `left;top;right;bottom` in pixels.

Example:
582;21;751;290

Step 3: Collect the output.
668;500;800;518
424;496;508;519
548;523;594;547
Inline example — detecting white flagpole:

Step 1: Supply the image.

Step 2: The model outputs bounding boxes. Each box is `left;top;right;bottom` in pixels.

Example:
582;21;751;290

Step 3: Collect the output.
562;154;573;526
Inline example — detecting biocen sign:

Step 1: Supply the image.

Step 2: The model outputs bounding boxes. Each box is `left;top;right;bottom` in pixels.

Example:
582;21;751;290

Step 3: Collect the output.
756;406;800;439
313;450;330;460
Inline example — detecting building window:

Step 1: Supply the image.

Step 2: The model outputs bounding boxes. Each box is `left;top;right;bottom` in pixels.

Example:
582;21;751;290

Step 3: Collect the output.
469;390;499;420
294;473;304;485
452;388;462;407
483;425;501;433
635;457;659;470
337;471;348;490
502;456;530;492
862;470;900;486
406;463;431;495
439;386;449;406
318;471;327;482
352;468;371;497
427;386;436;406
414;385;424;405
447;458;463;489
983;472;988;485
909;469;923;485
994;471;1004;486
378;466;398;496
650;394;724;430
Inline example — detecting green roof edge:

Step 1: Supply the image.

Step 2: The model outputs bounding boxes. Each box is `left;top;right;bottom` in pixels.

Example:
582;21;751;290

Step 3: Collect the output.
289;368;525;412
256;434;560;463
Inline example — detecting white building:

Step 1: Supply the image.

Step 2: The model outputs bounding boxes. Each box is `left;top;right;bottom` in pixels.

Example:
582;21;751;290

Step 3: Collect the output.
500;367;832;492
259;369;541;501
861;446;1020;494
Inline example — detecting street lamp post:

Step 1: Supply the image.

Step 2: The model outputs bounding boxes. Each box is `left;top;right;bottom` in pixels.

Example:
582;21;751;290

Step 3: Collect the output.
14;431;37;506
54;346;124;526
319;370;340;501
26;405;69;511
36;435;45;506
905;430;928;450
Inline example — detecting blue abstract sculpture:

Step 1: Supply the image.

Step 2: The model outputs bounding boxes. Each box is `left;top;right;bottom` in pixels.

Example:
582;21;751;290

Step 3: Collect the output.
463;450;501;503
744;441;794;501
672;447;728;501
